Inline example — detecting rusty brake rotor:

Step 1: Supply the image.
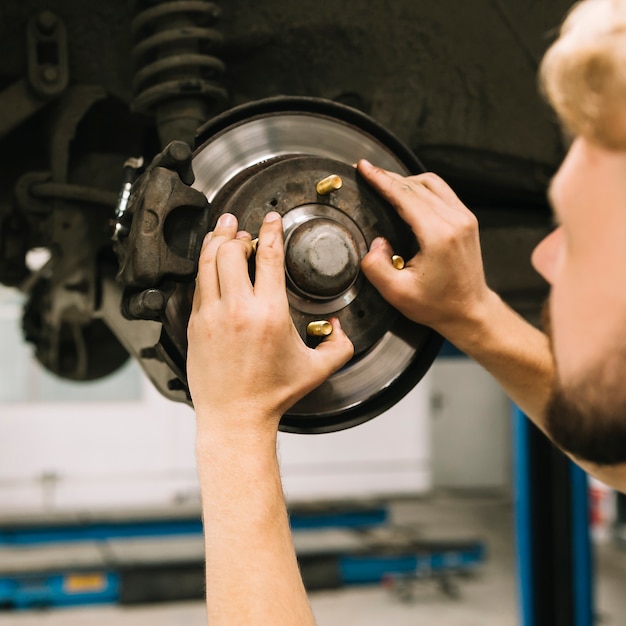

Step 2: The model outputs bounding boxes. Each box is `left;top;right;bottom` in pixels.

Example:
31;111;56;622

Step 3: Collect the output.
170;97;443;433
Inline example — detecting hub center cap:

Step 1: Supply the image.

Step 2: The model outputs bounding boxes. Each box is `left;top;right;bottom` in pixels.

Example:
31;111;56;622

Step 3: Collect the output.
286;217;360;298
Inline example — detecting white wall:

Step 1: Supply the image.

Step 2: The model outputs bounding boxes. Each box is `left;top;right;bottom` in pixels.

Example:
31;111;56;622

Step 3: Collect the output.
429;358;512;490
1;285;513;519
0;286;200;516
278;380;433;503
0;285;432;518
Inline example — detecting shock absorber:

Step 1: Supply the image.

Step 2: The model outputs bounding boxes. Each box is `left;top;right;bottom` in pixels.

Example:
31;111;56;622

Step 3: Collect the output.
131;0;228;148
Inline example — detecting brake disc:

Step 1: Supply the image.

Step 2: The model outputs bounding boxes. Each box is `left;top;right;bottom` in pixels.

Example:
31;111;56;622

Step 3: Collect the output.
182;97;442;433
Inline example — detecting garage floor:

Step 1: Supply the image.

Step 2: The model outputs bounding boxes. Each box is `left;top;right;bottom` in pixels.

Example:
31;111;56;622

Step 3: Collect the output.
1;494;624;626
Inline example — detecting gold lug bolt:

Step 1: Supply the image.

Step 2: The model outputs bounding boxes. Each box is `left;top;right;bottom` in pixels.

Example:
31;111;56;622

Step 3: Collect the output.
391;255;405;270
316;174;343;195
251;237;259;252
306;320;333;337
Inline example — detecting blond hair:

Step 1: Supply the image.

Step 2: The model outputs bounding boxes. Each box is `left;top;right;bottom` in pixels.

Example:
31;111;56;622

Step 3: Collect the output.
539;0;626;149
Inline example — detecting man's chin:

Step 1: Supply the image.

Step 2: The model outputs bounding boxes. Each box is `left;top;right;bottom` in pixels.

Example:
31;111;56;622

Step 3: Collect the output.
545;382;626;466
540;298;626;465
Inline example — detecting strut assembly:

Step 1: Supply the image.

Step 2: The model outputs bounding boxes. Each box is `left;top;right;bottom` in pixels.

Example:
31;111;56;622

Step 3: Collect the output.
131;0;228;147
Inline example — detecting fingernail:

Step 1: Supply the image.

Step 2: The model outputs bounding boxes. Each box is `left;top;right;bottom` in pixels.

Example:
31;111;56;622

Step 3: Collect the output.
264;211;281;223
217;213;236;227
370;237;385;250
360;159;372;169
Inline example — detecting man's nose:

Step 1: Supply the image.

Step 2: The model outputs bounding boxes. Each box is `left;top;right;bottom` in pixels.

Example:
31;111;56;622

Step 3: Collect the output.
531;226;563;286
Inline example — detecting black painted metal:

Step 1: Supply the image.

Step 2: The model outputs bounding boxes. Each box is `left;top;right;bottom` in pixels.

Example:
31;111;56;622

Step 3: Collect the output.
525;421;578;626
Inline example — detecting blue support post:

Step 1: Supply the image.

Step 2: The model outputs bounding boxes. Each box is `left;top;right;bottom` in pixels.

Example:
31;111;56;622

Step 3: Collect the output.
514;406;534;626
570;463;594;626
513;406;594;626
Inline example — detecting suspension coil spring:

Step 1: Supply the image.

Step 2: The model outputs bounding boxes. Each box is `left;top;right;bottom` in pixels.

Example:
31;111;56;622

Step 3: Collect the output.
131;0;227;116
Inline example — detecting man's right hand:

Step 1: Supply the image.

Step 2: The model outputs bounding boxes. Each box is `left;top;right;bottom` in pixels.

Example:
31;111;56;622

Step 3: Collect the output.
357;159;495;342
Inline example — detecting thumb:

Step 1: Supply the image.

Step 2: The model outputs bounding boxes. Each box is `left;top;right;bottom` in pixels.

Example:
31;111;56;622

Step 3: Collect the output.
360;238;406;305
313;318;354;376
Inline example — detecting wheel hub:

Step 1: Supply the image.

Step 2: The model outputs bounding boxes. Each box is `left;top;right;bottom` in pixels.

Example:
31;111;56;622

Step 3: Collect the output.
285;214;359;299
169;97;444;433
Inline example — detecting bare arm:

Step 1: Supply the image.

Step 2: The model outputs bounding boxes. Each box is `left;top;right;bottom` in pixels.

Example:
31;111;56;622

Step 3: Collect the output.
358;159;626;493
187;211;354;625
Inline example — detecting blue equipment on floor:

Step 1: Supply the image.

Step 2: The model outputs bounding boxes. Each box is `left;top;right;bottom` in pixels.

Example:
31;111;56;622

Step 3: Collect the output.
0;503;486;610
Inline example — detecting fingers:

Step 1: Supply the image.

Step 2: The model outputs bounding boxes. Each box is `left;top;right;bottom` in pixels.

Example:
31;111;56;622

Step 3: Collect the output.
236;230;252;242
410;171;460;206
357;160;438;239
360;238;410;307
253;212;286;296
194;211;283;313
358;159;471;230
357;159;409;204
215;238;255;303
196;213;239;300
313;317;355;376
358;159;455;201
194;214;249;318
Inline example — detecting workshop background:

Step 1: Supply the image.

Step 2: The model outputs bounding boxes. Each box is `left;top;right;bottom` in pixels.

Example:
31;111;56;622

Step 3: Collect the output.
1;0;626;624
1;281;625;624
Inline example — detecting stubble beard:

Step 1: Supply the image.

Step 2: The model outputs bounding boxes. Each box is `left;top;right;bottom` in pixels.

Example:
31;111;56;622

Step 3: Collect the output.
542;301;626;465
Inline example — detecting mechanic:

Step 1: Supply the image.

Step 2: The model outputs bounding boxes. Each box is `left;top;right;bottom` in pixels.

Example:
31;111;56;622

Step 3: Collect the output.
186;0;626;623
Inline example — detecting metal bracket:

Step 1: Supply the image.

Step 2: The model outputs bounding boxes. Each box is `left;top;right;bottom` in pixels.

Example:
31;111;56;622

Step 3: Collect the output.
0;12;70;139
26;11;69;99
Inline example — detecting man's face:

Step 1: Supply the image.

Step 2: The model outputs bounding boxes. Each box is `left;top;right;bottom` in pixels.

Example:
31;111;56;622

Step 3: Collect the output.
531;137;626;464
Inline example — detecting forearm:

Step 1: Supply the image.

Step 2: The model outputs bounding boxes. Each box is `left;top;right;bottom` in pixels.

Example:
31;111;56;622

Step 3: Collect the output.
441;291;626;492
439;289;554;434
196;419;316;626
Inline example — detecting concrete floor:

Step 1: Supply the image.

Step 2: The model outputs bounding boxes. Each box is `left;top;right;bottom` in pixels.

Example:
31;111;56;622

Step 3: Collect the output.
1;494;624;626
